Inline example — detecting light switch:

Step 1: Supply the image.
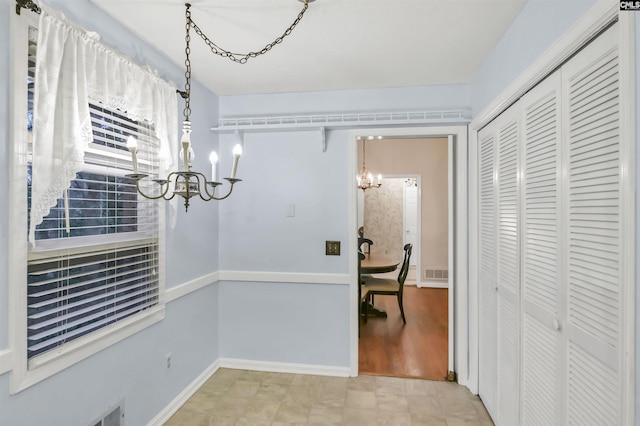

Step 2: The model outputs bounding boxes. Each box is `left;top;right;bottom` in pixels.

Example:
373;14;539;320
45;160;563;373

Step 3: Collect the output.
326;241;341;256
286;204;295;217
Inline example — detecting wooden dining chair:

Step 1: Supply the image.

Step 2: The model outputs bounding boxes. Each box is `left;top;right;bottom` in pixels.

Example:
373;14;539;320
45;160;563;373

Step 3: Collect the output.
358;227;373;255
362;243;413;324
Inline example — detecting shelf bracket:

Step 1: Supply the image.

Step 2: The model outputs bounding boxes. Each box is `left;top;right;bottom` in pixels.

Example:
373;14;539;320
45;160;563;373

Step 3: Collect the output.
235;130;244;146
320;127;326;153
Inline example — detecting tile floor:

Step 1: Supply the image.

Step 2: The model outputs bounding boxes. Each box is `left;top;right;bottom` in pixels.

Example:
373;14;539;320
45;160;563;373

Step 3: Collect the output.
165;368;494;425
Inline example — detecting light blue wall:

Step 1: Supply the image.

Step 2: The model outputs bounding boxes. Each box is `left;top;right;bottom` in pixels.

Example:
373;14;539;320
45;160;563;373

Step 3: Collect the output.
216;86;470;367
220;84;471;117
218;129;350;273
219;281;349;366
0;0;221;424
216;127;352;367
470;0;599;115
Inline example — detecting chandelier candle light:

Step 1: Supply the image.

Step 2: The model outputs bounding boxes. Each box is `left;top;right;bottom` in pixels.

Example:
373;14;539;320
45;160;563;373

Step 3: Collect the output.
126;0;313;211
357;136;382;191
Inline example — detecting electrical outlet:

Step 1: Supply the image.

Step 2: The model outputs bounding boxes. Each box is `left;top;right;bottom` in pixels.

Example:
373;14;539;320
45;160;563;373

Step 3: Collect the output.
326;241;341;256
165;353;172;370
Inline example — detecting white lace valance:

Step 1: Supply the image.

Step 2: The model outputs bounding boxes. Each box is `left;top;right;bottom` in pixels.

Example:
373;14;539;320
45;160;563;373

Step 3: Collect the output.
30;2;178;244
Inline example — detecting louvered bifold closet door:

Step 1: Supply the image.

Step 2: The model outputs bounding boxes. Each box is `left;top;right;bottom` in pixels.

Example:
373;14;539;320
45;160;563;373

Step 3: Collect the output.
478;121;498;419
561;23;622;425
495;103;521;426
520;69;563;426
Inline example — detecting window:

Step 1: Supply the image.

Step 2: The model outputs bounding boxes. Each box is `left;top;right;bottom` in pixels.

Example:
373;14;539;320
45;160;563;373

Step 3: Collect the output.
24;25;162;362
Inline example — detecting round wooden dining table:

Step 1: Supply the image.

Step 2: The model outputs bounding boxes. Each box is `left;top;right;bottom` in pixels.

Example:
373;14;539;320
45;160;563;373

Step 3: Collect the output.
360;254;401;274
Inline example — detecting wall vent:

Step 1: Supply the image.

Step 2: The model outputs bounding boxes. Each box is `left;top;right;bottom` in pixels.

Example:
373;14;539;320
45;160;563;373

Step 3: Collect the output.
89;401;124;426
424;269;448;281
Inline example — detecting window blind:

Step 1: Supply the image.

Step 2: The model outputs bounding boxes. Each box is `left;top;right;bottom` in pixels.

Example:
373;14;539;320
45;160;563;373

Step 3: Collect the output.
26;30;161;359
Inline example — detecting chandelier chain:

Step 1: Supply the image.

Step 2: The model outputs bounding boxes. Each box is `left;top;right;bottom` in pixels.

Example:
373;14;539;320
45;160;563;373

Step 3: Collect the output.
183;4;193;121
131;1;314;211
362;139;366;166
188;0;309;65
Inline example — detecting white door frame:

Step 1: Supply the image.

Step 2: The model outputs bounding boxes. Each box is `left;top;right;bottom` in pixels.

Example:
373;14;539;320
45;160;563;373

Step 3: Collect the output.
349;125;468;387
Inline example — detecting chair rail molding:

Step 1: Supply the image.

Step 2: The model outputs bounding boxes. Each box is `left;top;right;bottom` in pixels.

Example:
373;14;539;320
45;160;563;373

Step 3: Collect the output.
165;272;220;303
218;271;351;285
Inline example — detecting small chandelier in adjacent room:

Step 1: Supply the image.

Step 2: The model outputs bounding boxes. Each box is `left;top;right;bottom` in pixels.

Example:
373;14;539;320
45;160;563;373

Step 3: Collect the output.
126;1;314;211
356;137;382;191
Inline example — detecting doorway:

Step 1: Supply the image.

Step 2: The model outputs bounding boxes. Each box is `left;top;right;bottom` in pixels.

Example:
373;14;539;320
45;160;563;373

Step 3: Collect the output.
348;126;469;387
356;139;448;380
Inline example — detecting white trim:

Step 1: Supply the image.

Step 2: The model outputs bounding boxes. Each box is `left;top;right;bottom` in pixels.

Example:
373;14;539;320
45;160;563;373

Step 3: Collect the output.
468;127;479;395
168;270;354;304
0;350;13;375
146;359;222;426
217;357;352;378
165;272;219;302
617;12;635;426
471;0;619;131
9;8;36;395
348;125;469;386
218;270;351;285
349;128;359;377
420;281;449;289
454;125;469;388
447;135;455;378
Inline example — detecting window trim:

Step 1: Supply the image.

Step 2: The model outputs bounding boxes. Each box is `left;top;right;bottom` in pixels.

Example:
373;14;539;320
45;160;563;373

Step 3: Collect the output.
8;10;167;394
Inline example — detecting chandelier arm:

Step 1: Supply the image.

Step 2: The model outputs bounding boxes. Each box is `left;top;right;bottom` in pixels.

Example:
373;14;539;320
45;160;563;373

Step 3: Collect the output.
187;0;310;65
129;177;174;201
208;178;241;201
201;179;220;200
188;172;218;201
210;185;236;201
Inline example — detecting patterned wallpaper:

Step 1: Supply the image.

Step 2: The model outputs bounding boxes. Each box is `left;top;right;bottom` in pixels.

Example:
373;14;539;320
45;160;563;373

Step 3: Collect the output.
363;178;404;259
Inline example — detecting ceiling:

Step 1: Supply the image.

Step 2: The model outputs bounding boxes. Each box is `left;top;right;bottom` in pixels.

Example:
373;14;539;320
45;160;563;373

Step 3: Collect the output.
91;0;527;96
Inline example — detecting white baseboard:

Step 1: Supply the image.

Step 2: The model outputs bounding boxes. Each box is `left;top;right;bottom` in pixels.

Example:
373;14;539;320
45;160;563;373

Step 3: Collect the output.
218;358;352;378
418;280;448;289
146;359;221;426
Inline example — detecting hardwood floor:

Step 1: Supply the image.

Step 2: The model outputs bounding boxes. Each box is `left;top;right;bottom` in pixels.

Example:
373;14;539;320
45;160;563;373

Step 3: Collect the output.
359;286;448;381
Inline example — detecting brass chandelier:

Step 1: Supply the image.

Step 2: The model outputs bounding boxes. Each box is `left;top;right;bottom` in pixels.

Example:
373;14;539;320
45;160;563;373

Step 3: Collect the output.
357;137;382;191
127;1;314;211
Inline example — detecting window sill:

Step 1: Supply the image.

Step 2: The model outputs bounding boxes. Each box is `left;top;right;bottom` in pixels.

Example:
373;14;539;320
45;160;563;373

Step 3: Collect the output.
11;304;165;394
